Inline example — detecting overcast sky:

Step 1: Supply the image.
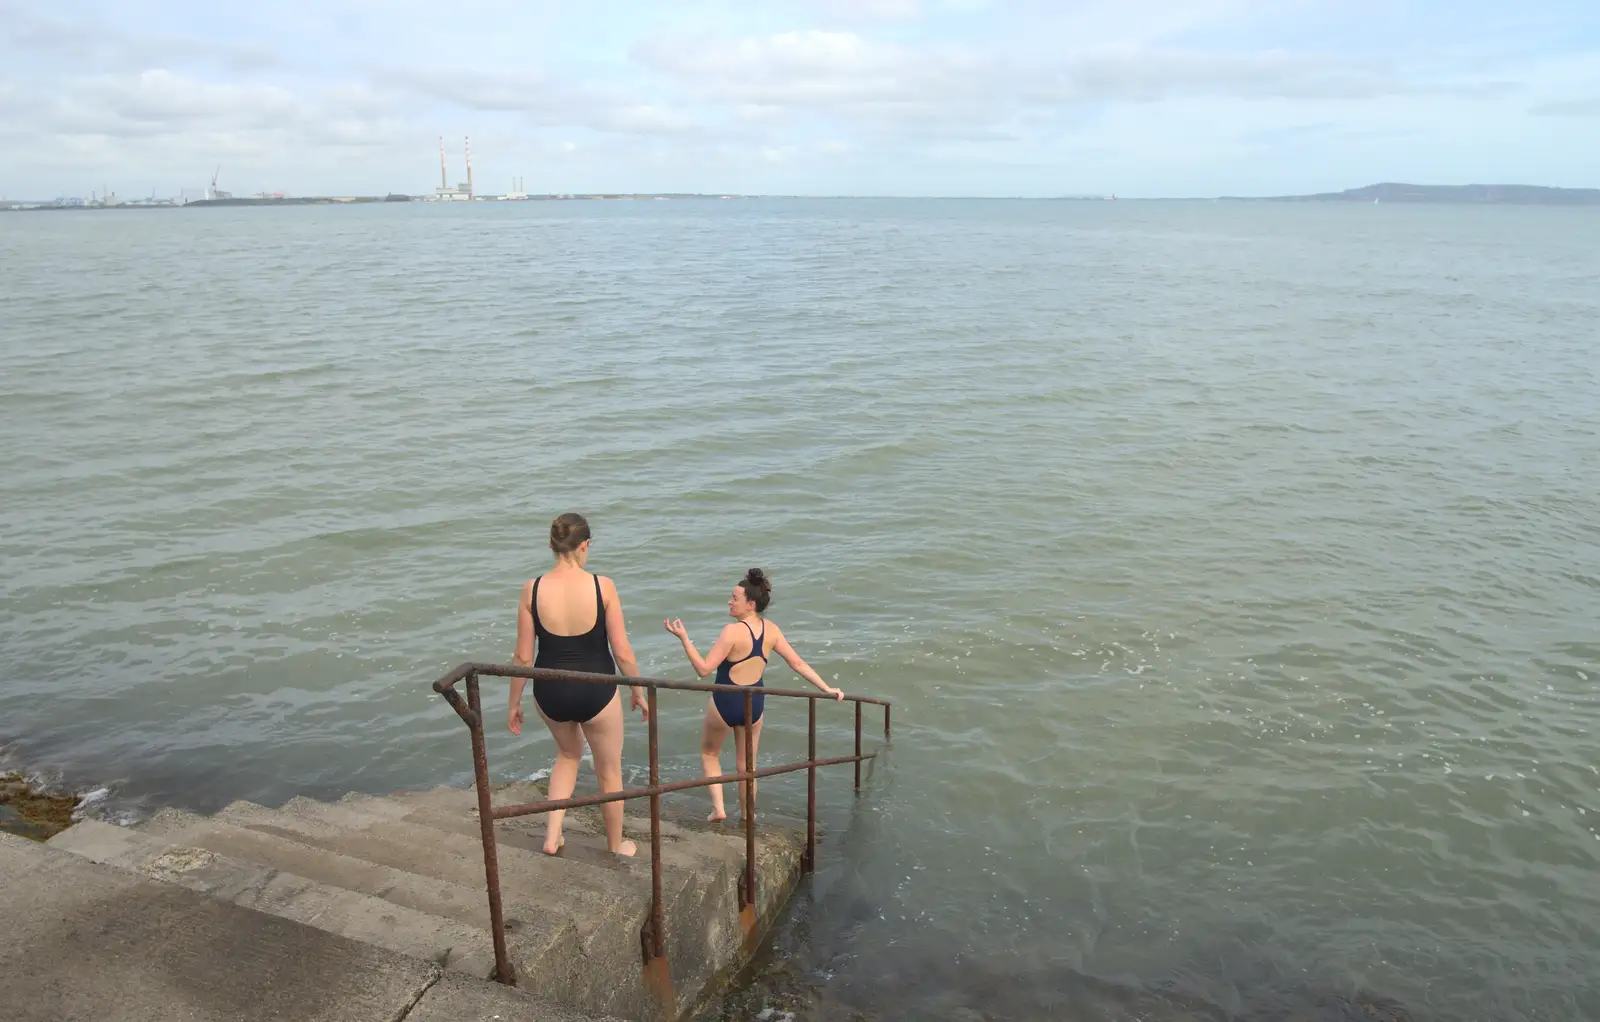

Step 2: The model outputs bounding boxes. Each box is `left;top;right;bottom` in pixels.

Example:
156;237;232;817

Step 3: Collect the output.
2;0;1596;199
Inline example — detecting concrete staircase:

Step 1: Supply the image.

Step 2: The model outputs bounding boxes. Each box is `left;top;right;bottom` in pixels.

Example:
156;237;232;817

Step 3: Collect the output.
46;781;806;1022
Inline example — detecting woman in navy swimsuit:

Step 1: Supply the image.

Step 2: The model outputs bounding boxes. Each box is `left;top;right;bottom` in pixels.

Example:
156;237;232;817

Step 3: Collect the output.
509;513;647;855
665;568;843;822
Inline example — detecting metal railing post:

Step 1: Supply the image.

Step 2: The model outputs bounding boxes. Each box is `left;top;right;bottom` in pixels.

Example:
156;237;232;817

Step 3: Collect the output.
640;686;674;1009
885;702;891;739
805;698;816;873
854;701;863;791
743;688;757;913
466;672;515;986
647;687;664;960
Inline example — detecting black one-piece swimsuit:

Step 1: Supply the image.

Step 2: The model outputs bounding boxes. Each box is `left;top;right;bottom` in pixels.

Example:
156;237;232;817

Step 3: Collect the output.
530;574;617;723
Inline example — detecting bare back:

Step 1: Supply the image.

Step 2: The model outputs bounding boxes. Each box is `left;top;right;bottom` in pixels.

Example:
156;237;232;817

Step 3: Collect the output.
534;569;605;636
721;618;774;687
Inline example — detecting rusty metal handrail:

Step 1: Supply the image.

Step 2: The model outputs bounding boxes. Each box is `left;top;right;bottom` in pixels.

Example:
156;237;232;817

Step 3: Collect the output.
431;662;891;1003
437;662;892;711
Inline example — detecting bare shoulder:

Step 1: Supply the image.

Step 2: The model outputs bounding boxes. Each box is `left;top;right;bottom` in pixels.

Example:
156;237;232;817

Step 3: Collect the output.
521;578;536;600
765;620;787;645
597;575;621;603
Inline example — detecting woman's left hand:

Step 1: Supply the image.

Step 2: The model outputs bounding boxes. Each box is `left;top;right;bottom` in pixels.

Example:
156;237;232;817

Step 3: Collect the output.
631;687;650;720
829;686;846;701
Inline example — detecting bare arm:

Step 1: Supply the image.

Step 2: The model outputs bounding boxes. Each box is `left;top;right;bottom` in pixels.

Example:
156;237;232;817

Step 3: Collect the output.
600;577;648;718
772;625;844;700
665;620;736;679
508;580;536;733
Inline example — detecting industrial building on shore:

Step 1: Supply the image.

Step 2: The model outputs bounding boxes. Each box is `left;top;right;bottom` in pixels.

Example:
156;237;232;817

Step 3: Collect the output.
433;136;474;201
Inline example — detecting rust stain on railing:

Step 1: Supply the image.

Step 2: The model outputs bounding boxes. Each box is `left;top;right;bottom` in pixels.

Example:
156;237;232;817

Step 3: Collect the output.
431;661;891;1015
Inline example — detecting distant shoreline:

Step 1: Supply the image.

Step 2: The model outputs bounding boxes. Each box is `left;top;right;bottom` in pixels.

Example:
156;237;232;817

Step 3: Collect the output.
5;182;1598;210
1220;182;1600;206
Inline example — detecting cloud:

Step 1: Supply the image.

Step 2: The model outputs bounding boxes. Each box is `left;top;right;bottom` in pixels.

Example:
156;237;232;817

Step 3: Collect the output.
375;66;703;135
634;30;1004;133
634;28;1506;145
17;70;402;145
0;2;278;73
1531;96;1600;116
0;77;26;113
80;71;301;130
796;0;922;21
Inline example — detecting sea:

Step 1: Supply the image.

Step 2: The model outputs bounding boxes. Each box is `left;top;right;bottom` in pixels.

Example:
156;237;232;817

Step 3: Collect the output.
1;198;1596;1021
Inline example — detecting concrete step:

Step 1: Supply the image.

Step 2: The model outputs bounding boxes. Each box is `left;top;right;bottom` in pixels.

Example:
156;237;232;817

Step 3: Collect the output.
203;799;640;952
371;784;811;1016
383;793;750;1005
132;809;574;957
346;787;788;1019
196;795;696;1017
48;820;500;978
383;780;815;858
5;831;437;1022
345;792;750;1018
366;788;747;921
285;790;720;913
367;782;805;920
127;806;653;1011
357;789;737;876
12;831;630;1022
407;972;630;1022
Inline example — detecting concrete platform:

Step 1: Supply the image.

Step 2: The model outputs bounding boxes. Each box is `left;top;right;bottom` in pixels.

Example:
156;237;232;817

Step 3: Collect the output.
36;781;807;1021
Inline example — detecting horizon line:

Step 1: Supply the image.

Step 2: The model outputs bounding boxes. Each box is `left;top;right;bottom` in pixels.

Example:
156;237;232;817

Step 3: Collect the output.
6;181;1598;208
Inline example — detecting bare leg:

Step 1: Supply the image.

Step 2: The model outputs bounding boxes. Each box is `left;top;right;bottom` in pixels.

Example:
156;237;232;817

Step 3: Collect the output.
580;692;636;856
700;698;732;822
538;710;585;856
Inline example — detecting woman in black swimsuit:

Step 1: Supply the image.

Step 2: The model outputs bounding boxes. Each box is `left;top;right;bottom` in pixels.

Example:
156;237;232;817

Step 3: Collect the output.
665;568;843;822
509;513;647;855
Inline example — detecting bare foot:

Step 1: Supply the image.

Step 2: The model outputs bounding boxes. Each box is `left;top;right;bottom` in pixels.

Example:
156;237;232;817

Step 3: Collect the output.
543;835;565;856
707;809;727;823
614;839;638;857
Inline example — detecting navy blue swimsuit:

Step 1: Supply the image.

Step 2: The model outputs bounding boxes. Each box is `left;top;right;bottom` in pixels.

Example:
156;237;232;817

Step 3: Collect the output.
713;620;766;727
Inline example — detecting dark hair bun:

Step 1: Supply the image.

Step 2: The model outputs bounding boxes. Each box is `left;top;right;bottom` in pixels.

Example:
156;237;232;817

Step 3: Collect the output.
549;512;592;555
740;568;771;612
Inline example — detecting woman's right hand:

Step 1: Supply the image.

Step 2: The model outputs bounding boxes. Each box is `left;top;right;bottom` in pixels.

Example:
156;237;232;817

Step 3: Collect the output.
664;618;688;640
509;701;524;735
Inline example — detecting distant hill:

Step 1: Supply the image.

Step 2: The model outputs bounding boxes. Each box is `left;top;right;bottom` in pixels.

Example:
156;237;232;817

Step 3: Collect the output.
1229;183;1600;205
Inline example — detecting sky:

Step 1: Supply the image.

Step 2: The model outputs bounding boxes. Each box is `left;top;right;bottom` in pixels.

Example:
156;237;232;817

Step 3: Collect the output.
1;0;1596;199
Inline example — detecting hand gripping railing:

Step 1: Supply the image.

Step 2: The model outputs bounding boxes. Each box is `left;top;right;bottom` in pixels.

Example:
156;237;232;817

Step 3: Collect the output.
431;662;891;1000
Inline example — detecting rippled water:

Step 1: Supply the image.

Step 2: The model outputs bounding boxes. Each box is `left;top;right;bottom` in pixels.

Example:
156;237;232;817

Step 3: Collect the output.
2;200;1597;1021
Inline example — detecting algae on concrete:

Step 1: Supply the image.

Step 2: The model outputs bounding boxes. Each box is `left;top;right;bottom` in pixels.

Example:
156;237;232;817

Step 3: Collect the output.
0;773;79;841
